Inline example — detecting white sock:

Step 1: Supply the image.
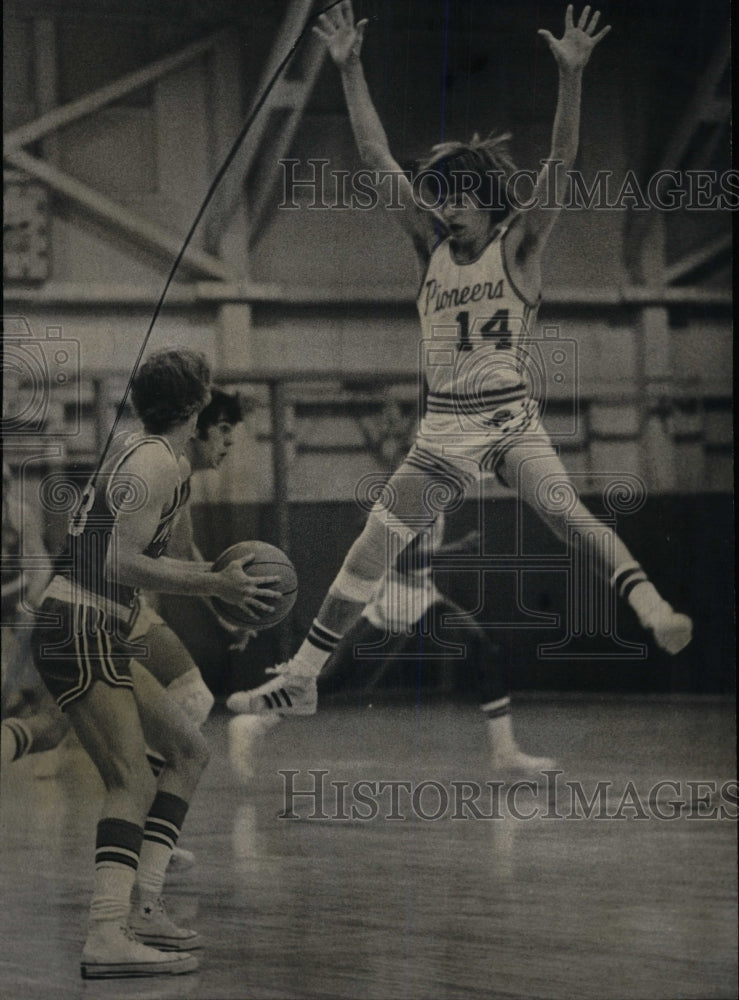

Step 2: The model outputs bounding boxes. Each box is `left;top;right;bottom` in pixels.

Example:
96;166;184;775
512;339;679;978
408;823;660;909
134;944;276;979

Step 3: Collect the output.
627;581;671;628
290;621;342;677
135;791;188;899
89;864;137;925
485;713;518;758
135;841;171;899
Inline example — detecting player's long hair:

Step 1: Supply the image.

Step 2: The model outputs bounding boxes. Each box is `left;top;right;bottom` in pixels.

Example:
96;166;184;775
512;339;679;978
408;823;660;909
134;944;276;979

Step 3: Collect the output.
131;347;211;434
417;132;518;215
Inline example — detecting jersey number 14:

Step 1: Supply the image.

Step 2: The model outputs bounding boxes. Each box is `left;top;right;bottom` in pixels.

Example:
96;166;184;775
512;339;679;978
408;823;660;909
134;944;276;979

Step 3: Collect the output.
456;310;512;352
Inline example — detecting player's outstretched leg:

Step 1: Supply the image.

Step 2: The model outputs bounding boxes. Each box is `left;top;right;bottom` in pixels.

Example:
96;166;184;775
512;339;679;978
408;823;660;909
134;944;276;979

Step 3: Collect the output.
228;472;440;717
227;510;398;716
503;444;693;655
611;562;692;654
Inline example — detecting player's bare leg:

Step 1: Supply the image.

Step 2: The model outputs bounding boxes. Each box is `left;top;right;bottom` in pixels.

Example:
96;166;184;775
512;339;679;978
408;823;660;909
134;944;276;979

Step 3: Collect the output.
228;467;439;716
132;622;215;873
127;661;208;951
65;682;200;978
502;443;693;655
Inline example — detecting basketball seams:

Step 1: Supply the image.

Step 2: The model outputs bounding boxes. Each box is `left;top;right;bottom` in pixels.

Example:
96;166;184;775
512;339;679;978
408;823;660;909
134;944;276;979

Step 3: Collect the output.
211;541;298;629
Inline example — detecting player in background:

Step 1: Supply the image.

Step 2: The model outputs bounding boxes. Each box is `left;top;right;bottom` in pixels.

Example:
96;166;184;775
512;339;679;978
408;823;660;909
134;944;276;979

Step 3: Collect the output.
30;348;280;979
130;389;255;736
129;389;257;865
227;3;692;721
329;512;556;773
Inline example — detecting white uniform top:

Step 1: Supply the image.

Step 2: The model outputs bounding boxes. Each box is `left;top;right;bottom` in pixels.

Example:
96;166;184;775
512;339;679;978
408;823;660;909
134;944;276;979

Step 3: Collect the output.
363;515;445;632
417;225;539;417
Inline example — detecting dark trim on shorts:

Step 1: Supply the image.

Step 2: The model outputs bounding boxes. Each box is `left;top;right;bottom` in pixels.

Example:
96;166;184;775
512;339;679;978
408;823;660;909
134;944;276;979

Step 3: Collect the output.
32;598;135;711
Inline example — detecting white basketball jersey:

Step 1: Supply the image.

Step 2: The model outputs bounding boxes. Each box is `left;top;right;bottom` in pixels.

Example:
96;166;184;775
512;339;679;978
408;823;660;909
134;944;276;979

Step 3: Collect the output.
416;227;539;414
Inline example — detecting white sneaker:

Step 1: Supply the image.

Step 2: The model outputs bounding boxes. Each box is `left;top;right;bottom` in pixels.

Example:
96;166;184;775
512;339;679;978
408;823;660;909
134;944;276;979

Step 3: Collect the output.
129;895;201;951
648;608;693;655
226;664;317;716
81;922;198;979
167;846;196;875
489;752;558;778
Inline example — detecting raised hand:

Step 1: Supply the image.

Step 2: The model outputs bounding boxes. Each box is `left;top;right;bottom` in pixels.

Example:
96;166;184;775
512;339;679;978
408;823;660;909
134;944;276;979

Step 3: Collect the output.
313;0;369;67
538;5;611;72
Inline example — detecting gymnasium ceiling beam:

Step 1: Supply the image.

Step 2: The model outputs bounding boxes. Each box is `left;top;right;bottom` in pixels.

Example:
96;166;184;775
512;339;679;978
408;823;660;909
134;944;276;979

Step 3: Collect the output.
4;147;235;281
3;31;226;154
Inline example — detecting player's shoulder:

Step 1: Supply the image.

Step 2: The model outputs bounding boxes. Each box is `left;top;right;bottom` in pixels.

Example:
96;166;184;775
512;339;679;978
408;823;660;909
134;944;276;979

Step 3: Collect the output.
113;433;179;483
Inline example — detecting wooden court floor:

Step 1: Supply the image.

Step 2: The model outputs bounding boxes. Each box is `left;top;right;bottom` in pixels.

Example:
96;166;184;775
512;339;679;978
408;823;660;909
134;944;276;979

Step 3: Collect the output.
1;696;736;1000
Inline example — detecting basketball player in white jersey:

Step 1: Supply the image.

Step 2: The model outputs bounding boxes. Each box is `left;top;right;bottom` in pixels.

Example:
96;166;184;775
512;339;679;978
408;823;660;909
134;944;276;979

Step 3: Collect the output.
228;3;692;723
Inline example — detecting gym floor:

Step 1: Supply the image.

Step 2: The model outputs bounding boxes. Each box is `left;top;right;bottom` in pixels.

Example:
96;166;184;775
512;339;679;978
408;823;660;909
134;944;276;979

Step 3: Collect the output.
1;696;736;999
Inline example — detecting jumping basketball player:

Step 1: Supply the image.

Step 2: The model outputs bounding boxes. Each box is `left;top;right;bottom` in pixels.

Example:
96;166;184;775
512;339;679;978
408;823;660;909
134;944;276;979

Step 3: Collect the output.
30;348;280;978
228;3;692;722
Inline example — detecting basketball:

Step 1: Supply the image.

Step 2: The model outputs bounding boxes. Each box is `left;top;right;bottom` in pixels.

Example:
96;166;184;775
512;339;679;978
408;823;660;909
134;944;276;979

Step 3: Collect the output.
211;541;298;630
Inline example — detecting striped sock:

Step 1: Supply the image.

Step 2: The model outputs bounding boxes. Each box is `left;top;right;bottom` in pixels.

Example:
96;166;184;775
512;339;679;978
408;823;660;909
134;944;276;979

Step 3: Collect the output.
480;696;512;720
90;818;143;924
292;620;343;677
146;749;165;777
611;561;648;601
611;561;667;626
136;792;188;899
2;718;33;762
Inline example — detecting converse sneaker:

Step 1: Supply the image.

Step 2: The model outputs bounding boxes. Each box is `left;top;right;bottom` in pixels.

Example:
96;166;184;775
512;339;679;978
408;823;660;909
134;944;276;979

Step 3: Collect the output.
226;664;318;716
81;922;198;979
129;895;201;951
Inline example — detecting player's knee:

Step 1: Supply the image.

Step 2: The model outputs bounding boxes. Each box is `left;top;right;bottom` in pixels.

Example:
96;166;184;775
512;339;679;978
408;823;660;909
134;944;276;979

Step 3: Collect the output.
331;511;405;603
166;669;214;729
30;709;70;753
177;726;210;775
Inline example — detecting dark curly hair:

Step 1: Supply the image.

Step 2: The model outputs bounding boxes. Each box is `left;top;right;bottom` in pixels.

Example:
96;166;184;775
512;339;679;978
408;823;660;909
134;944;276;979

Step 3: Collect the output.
131;347;211;434
196;388;244;437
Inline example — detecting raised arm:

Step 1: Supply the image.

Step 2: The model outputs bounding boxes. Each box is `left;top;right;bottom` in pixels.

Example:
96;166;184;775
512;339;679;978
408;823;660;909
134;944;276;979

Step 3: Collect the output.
515;5;611;254
313;1;436;262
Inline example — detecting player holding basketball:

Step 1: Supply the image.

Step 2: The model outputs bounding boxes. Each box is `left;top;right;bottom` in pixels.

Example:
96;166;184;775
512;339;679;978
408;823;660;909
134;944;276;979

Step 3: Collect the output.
129;389;255;739
125;388;254;867
228;3;692;724
31;348;280;978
